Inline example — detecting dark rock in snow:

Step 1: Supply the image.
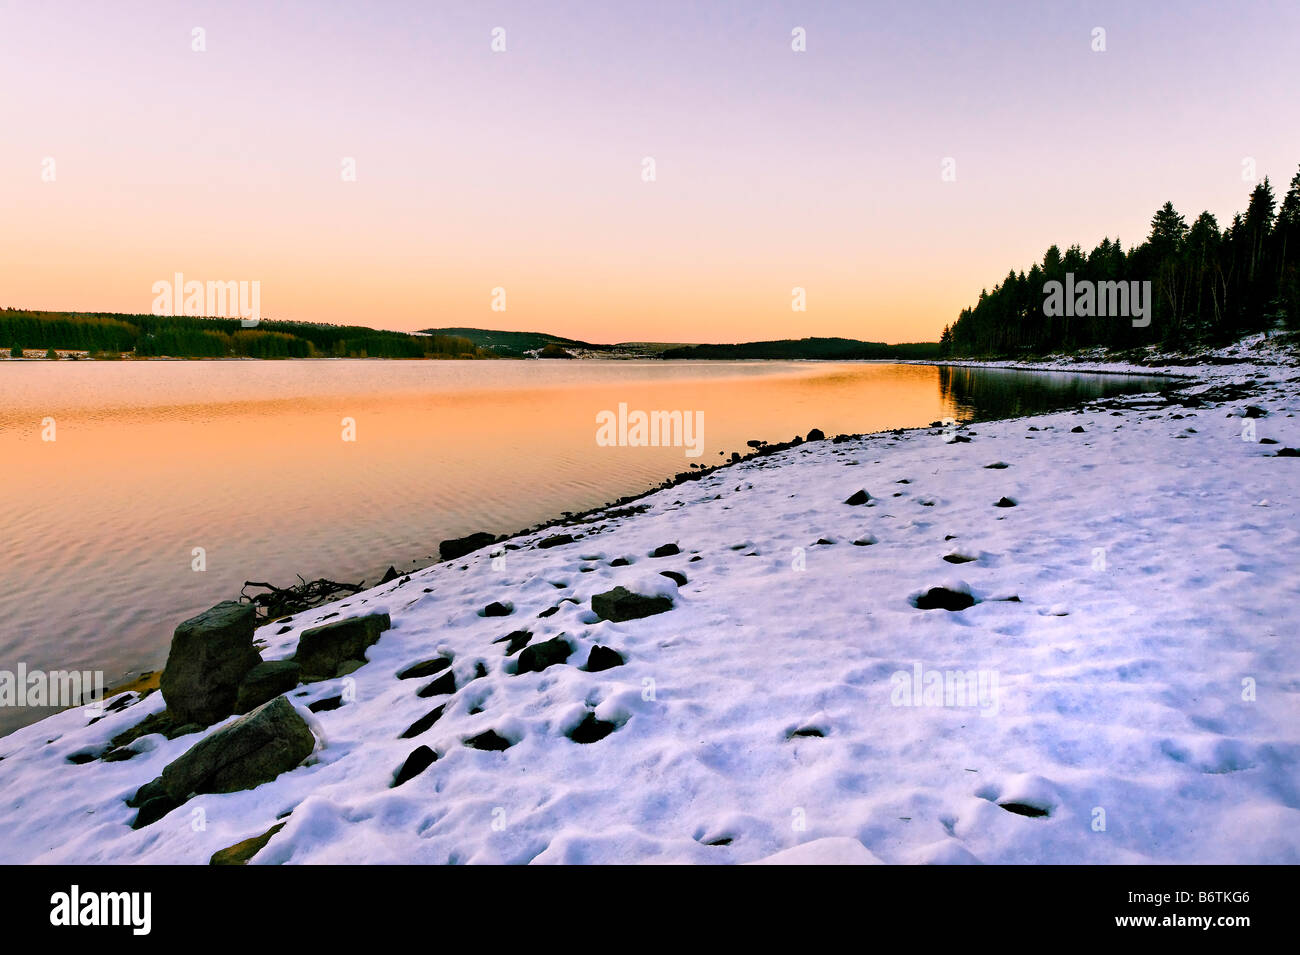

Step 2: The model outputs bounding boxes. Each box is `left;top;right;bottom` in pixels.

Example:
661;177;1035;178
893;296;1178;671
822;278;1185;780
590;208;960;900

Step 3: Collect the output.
999;801;1050;818
400;704;446;739
308;695;343;713
1070;426;1086;433
591;586;673;622
913;587;977;611
463;730;512;751
994;497;1017;507
610;557;632;567
844;489;870;506
417;672;457;697
650;543;680;558
585;645;625;672
293;612;390;681
160;601;261;727
495;630;532;655
439;531;496;560
1276;447;1300;457
537;533;575;549
943;554;977;564
392;745;437;787
482;601;513;617
516;636;572;674
568;713;616;744
380;566;400;584
132;793;183;829
806;428;825;442
659;570;688;586
396;657;451;680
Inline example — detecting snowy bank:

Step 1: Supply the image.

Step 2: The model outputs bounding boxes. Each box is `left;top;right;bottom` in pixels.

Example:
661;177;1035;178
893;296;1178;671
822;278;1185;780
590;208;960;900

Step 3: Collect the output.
1;335;1298;864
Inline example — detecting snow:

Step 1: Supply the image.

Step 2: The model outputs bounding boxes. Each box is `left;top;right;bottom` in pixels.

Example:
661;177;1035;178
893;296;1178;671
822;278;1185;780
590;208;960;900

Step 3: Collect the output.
1;335;1297;864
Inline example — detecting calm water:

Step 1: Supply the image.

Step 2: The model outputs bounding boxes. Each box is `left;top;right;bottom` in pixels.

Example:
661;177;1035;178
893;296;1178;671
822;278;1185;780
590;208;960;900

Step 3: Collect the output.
0;359;1170;736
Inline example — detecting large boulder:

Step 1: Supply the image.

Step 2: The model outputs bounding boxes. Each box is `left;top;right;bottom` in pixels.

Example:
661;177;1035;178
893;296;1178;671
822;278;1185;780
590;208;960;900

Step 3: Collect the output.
159;601;261;727
591;586;673;623
234;660;302;714
293;612;390;681
158;696;315;801
439;531;496;561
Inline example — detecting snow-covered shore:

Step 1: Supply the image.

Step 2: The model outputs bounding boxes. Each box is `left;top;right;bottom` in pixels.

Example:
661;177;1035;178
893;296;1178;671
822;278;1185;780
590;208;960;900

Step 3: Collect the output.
2;335;1298;864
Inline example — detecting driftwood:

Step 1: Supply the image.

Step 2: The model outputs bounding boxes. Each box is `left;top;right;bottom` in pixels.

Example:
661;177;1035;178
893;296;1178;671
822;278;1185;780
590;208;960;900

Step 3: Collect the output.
240;575;366;621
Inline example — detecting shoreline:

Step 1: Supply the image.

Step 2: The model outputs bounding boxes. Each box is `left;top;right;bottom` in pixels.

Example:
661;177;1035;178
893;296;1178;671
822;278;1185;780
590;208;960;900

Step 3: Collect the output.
21;351;1255;724
2;332;1297;863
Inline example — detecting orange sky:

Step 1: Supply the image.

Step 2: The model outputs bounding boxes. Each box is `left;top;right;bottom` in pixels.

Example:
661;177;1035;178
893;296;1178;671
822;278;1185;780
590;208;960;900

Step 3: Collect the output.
1;1;1297;344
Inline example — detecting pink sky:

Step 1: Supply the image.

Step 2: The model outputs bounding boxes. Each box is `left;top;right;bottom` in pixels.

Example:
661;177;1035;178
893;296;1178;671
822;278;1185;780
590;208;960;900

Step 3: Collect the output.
1;0;1297;343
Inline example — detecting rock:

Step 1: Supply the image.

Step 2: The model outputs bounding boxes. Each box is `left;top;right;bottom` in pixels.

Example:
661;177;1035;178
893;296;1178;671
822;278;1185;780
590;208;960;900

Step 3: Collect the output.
156;696;315;805
1243;405;1268;418
806;428;825;442
1070;425;1086;433
568;713;616;744
610;557;632;567
101;746;138;763
335;660;365;677
234;660;301;714
516;636;572;674
1276;447;1300;457
659;570;687;586
943;554;977;564
400;704;446;739
914;587;977;611
591;586;673;623
984;462;1009;469
999;801;1050;818
439;531;496;560
463;730;512;751
494;630;532;656
127;777;167;808
209;822;286;865
994;496;1017;507
392;745;437;787
482;601;513;617
537;605;559;618
537;533;575;549
308;695;343;713
396;657;451;680
585;645;625;671
293;612;390;681
650;543;680;558
159;601;261;727
417;671;457;697
379;565;400;584
132;793;183;829
844;489;870;505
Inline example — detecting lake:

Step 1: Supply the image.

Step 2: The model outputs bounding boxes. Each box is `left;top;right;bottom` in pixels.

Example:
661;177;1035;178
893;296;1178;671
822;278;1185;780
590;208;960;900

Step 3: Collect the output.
0;359;1171;736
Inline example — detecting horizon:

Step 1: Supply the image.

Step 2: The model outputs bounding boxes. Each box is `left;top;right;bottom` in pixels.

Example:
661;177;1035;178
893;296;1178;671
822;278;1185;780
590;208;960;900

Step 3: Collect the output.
2;1;1298;345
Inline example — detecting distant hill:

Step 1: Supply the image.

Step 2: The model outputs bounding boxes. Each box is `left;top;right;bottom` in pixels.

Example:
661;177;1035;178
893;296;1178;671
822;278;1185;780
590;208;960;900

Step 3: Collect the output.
660;337;942;360
424;328;940;360
1;309;490;359
420;327;607;357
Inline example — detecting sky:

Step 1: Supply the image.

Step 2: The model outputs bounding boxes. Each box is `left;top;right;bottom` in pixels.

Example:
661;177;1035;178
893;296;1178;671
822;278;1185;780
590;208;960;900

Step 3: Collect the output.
1;0;1297;344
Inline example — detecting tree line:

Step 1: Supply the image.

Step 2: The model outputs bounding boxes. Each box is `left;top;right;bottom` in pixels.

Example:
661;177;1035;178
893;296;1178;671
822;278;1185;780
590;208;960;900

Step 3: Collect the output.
0;310;492;359
942;165;1300;356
